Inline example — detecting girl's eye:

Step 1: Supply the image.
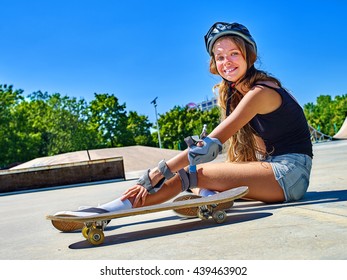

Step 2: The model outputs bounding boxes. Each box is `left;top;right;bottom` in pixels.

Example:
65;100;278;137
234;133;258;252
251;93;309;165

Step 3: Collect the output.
216;56;224;61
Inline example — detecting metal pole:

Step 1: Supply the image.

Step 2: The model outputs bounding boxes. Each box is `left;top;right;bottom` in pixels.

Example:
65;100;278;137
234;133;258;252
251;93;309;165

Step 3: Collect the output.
151;97;162;148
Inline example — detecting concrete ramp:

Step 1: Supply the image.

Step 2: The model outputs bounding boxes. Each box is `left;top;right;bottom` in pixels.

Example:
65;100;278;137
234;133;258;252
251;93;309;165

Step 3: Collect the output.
10;146;181;173
333;117;347;139
10;150;91;169
88;146;181;173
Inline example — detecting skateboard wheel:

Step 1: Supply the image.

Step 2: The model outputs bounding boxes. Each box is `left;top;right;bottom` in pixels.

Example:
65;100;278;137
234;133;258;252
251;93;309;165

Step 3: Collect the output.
82;226;90;239
212;210;227;224
88;228;105;246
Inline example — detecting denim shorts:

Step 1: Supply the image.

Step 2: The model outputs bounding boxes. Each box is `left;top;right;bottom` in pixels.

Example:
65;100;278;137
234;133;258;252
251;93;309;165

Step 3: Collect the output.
262;153;312;202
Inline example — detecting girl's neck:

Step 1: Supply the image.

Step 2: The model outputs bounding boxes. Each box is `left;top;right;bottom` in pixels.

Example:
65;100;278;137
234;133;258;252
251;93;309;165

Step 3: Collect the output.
234;81;248;95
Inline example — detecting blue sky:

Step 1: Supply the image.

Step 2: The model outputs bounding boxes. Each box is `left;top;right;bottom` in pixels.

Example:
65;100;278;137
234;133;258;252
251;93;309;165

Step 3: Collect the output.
1;0;346;124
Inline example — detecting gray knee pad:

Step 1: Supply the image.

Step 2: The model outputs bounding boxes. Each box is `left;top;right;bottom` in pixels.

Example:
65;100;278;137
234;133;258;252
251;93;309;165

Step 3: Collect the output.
177;169;198;192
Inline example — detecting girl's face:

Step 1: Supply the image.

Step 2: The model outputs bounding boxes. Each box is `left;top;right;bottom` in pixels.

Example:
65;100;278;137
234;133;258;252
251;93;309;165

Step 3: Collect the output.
212;37;247;83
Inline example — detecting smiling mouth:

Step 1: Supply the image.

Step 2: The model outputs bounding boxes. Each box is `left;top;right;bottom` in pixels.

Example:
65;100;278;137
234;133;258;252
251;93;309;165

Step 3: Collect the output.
224;67;237;75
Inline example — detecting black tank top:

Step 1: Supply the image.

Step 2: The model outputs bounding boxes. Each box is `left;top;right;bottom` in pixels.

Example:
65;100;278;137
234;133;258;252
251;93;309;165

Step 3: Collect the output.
249;84;313;158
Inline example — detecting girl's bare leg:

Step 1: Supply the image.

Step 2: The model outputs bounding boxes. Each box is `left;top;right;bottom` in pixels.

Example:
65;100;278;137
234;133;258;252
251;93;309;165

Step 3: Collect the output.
139;176;183;206
139;160;284;206
195;161;285;203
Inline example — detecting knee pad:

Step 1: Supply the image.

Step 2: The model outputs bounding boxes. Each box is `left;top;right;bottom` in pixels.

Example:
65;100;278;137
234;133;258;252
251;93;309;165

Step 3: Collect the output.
177;169;198;192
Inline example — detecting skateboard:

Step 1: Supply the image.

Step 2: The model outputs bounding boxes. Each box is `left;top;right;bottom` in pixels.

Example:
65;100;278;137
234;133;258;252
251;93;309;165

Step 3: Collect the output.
46;186;248;246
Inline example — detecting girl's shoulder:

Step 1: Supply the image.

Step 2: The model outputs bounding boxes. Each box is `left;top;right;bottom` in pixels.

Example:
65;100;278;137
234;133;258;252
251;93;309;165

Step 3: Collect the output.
245;81;282;115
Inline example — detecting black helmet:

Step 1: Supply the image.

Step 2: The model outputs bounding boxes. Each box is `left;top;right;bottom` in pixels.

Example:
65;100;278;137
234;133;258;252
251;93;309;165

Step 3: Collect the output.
204;22;257;56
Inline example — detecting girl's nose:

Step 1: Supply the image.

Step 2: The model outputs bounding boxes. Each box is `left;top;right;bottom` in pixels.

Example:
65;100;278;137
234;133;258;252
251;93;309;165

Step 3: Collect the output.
225;59;232;66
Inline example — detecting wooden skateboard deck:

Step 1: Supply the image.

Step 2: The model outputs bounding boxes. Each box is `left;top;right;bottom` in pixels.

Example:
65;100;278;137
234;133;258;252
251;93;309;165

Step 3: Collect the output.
47;186;248;245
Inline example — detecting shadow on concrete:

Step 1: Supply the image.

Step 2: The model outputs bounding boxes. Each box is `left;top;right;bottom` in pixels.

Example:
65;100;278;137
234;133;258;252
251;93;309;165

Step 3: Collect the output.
232;189;347;213
303;189;347;202
104;215;180;232
68;212;272;249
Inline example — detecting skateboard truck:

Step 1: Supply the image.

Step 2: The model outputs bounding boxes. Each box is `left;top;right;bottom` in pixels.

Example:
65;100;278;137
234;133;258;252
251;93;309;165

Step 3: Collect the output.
197;203;227;223
81;220;108;246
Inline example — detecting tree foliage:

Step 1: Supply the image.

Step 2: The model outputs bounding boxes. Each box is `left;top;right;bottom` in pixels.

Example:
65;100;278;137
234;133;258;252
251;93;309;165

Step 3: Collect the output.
89;93;132;147
153;106;220;150
0;85;24;166
127;111;154;146
0;85;153;168
1;83;346;168
304;94;347;135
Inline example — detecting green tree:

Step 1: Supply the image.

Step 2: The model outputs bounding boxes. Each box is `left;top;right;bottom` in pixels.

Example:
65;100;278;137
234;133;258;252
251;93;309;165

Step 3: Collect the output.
304;94;347;135
127;111;154;146
11;91;98;159
44;92;98;154
155;105;220;150
88;93;132;147
0;84;24;167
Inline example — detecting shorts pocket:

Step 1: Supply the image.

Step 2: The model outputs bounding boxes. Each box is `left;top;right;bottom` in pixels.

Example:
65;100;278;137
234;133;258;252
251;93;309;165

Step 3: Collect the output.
287;175;309;201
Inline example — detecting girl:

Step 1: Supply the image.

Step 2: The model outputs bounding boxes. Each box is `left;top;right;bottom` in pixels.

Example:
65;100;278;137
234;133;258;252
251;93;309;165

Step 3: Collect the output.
53;22;312;231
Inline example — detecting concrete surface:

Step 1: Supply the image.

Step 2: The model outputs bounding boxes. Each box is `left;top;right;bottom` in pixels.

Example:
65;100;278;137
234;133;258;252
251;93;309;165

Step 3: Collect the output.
0;140;346;260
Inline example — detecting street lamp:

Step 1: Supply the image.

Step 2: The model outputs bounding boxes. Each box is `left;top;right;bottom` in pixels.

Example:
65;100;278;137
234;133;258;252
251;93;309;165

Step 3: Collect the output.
150;97;162;148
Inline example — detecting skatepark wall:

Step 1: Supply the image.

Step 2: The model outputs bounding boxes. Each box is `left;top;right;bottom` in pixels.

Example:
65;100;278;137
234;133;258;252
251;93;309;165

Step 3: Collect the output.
0;146;181;194
0;157;125;193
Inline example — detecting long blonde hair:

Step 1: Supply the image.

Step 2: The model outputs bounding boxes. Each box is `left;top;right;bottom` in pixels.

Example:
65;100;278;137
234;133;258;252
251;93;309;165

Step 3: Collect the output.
210;36;282;162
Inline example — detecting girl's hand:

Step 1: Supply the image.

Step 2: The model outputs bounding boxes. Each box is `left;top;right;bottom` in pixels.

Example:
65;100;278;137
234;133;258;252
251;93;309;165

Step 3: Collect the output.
121;184;149;208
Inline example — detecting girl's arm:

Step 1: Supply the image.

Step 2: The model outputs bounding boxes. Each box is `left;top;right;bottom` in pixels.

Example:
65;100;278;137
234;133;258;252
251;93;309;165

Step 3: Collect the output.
163;85;281;174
